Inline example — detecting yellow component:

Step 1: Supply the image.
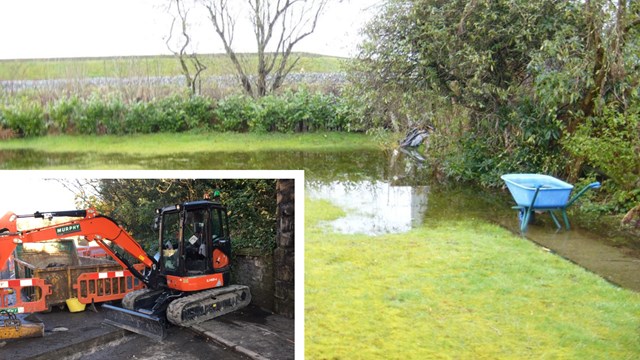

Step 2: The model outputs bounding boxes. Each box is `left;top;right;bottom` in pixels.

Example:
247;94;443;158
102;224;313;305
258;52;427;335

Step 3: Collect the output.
65;297;86;313
138;255;145;261
0;320;44;339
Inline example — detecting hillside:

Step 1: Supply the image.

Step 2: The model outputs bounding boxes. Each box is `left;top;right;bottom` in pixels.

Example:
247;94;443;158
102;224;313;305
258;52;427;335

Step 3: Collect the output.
0;53;347;81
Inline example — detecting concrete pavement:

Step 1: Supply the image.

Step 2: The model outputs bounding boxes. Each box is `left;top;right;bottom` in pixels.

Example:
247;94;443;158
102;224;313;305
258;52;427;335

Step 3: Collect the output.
0;304;293;360
190;305;294;360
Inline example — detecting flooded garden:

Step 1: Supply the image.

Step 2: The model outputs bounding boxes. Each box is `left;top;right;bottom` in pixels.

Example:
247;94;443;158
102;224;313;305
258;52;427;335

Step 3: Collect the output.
2;146;638;292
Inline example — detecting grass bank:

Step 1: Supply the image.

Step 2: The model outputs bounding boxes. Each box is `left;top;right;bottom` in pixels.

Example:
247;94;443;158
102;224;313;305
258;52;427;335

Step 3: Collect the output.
0;53;345;81
305;198;640;359
0;132;380;156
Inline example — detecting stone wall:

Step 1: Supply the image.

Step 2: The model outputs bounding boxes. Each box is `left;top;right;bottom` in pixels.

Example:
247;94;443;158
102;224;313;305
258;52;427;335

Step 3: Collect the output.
231;249;275;312
0;72;347;93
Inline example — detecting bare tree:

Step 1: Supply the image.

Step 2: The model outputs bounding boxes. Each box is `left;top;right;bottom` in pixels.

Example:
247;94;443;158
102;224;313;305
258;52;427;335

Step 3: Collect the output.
166;0;207;96
201;0;328;97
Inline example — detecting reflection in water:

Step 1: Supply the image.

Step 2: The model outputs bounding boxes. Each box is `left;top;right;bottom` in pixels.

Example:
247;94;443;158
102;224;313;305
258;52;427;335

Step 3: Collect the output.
0;149;391;181
307;181;429;235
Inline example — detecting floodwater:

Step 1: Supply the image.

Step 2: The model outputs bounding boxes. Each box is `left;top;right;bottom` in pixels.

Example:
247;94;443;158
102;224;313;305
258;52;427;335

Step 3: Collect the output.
1;147;638;291
307;180;430;235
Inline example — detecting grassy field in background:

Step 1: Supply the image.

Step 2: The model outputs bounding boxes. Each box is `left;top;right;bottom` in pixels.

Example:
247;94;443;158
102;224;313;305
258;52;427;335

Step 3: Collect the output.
305;198;640;359
0;132;378;155
0;53;346;81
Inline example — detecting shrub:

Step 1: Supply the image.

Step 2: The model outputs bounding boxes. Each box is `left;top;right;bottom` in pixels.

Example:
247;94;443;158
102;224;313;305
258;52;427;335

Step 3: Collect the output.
182;95;215;130
49;95;83;134
153;95;215;132
1;99;46;137
1;91;346;136
78;94;127;135
99;96;127;134
213;95;255;132
563;104;640;212
249;90;344;133
124;101;154;134
252;95;287;132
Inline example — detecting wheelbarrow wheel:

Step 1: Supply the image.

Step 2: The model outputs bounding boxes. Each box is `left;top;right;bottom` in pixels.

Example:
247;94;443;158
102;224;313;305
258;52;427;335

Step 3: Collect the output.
518;209;536;226
518;209;525;225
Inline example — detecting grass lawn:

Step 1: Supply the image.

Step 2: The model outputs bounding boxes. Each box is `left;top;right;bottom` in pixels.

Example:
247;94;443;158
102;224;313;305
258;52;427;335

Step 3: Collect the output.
0;132;380;155
305;198;640;359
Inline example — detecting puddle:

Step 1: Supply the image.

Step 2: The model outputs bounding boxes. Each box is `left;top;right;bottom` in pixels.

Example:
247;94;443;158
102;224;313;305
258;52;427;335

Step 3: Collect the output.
307;180;429;235
496;218;640;291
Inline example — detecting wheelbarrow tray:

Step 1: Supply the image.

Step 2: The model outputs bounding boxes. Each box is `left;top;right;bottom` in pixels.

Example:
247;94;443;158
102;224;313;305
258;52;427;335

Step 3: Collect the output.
500;174;573;209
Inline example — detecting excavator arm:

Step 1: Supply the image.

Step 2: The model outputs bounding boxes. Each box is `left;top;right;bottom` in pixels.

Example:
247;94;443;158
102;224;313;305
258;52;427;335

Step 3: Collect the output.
0;209;158;288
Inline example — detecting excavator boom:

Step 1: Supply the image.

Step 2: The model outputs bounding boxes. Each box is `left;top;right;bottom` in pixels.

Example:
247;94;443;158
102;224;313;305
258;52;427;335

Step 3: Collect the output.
0;209;157;286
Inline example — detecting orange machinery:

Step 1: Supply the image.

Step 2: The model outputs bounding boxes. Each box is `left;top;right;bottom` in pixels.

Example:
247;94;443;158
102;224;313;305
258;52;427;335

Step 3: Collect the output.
0;200;250;340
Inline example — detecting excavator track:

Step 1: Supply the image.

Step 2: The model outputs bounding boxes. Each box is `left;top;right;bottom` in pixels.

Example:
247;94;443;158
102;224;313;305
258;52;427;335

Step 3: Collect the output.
166;285;251;327
122;288;154;310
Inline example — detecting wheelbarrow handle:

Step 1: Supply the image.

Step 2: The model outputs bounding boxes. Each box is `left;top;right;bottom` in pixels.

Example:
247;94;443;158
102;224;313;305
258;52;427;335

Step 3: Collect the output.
567;181;601;207
587;181;601;189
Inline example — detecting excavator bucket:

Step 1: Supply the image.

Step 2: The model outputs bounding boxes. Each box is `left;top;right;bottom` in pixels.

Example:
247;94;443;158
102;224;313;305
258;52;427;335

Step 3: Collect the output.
101;304;167;341
0;312;44;340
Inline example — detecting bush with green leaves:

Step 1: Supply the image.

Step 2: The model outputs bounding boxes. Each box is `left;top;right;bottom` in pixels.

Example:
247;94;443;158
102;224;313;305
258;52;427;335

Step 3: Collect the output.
250;90;346;133
49;95;83;133
213;90;345;133
78;94;127;135
563;104;640;213
122;100;153;134
0;90;345;137
0;98;46;137
180;95;214;129
251;94;286;132
213;95;255;132
287;90;341;132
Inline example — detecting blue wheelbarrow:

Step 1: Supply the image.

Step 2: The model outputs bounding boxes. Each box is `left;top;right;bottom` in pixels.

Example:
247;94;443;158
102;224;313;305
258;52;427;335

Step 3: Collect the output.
501;174;600;232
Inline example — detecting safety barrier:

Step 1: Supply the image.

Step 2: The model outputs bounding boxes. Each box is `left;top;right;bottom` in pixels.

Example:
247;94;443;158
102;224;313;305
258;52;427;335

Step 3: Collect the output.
0;278;52;314
73;266;145;305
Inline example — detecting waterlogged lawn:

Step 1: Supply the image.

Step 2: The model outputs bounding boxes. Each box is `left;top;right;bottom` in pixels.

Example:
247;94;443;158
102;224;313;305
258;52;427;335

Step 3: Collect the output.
0;132;379;155
305;199;640;359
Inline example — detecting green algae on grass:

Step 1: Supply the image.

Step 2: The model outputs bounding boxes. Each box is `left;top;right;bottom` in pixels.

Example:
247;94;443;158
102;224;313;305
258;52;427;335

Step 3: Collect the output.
305;198;640;359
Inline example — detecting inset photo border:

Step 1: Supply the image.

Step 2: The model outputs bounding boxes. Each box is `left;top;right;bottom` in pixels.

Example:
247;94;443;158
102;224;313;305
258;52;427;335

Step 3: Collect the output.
0;170;303;359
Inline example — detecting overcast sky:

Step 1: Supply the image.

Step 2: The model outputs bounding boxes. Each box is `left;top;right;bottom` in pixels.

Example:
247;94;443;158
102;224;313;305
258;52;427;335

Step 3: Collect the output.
0;0;381;60
0;176;76;219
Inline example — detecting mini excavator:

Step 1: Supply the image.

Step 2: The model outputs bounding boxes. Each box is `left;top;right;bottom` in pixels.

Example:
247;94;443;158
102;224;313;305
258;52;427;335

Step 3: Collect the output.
0;198;251;340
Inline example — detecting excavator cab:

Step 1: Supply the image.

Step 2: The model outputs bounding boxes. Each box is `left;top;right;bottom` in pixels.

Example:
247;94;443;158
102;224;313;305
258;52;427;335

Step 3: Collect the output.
157;200;230;280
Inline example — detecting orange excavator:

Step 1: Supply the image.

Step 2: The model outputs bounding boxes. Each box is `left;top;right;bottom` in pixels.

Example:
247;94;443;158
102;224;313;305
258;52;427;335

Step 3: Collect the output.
0;198;251;340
